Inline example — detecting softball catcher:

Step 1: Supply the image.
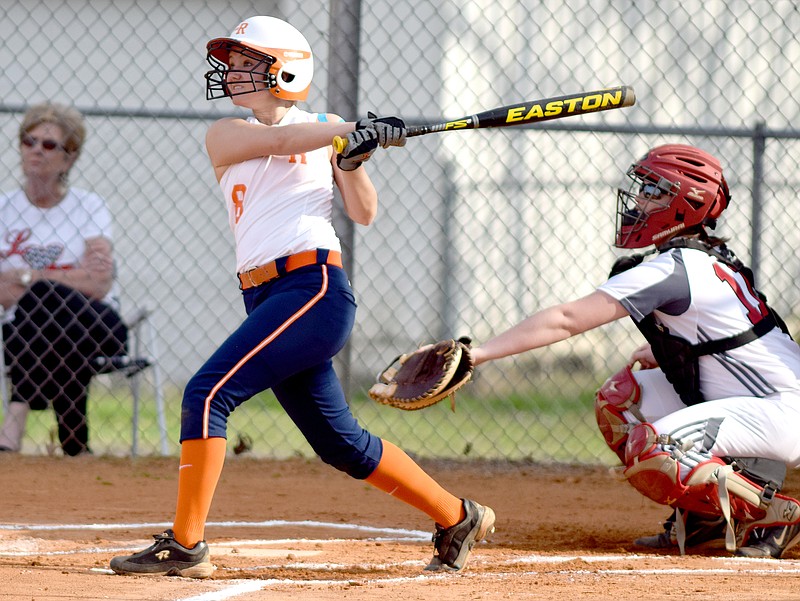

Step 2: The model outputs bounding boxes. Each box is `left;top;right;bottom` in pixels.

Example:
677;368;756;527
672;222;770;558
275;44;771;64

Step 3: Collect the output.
469;144;800;558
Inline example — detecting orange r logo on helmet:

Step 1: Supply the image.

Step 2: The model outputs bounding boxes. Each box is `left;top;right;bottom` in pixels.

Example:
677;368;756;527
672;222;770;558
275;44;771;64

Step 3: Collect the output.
235;22;248;35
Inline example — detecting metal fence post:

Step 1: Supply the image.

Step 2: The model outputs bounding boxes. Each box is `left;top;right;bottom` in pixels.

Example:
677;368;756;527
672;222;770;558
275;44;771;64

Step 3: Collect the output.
751;121;766;281
327;0;362;395
438;161;457;340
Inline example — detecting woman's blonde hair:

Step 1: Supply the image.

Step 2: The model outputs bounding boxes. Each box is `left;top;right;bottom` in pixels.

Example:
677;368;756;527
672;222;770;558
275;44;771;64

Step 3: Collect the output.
19;102;86;159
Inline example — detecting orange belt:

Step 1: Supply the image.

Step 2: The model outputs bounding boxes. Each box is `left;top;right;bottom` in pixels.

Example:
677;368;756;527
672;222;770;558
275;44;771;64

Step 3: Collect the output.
237;249;343;290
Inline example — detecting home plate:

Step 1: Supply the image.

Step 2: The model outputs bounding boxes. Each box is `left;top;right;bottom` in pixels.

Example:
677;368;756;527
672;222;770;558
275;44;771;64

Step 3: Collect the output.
213;547;322;558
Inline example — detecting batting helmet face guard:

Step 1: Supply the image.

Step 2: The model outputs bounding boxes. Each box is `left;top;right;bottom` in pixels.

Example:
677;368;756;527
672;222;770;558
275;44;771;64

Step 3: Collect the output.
614;144;731;249
205;16;314;102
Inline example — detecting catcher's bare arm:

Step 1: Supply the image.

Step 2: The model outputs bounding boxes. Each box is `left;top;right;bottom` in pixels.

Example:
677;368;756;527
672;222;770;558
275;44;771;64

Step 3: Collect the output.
470;291;629;366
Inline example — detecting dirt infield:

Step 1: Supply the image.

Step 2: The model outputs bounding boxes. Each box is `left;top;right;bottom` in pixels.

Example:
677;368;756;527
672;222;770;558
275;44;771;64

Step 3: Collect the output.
2;455;800;600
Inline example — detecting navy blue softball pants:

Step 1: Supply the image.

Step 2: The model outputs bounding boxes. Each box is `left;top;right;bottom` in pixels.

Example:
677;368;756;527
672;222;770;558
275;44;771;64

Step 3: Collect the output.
180;263;382;479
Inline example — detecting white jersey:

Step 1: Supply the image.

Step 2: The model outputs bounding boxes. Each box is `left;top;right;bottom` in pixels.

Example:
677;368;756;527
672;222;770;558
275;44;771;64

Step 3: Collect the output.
218;106;341;273
598;246;800;401
0;187;120;318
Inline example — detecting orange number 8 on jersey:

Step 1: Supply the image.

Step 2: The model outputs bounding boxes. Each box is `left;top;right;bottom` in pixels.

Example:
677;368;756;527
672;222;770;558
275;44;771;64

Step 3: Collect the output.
232;184;246;224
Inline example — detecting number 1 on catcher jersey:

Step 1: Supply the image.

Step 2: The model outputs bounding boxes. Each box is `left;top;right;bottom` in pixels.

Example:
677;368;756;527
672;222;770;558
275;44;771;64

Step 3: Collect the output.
713;262;769;324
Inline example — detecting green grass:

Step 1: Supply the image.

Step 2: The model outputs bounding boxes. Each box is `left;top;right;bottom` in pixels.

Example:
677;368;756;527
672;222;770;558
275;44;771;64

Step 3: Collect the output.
224;387;619;466
3;382;619;466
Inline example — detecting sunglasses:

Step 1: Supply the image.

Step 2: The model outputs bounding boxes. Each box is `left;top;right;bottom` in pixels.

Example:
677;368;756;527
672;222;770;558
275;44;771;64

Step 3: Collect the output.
20;133;66;152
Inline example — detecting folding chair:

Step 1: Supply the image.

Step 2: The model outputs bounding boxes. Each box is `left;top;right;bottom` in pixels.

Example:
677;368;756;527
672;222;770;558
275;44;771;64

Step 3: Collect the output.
0;305;169;456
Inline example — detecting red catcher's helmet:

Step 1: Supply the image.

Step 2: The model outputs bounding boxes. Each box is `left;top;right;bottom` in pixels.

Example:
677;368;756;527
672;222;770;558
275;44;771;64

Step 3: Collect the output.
614;144;731;249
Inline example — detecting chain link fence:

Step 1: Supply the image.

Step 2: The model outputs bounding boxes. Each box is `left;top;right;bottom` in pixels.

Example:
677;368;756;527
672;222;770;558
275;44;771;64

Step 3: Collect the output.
0;0;798;461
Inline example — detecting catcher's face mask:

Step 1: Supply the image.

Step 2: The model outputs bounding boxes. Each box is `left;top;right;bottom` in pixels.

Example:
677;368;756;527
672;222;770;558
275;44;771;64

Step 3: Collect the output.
614;144;729;249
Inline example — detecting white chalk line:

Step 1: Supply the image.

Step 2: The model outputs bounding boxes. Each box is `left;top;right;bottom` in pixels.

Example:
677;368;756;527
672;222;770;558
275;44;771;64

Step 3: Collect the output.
206;553;800;574
175;574;456;601
0;519;430;540
172;559;800;601
177;548;800;601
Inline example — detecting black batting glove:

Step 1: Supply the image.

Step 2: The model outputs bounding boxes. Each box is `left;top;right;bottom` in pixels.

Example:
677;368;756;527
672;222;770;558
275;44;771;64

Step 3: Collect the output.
356;111;407;148
336;128;379;171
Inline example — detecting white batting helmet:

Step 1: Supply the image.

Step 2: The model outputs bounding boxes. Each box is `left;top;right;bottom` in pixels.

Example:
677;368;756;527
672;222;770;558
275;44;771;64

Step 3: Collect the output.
205;16;314;102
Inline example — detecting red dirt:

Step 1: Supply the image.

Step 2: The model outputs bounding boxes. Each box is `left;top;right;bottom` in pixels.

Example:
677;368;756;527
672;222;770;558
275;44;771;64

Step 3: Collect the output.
2;455;800;600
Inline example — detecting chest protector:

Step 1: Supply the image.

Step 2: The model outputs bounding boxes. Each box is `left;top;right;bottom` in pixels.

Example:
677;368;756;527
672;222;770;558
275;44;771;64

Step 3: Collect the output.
609;238;789;406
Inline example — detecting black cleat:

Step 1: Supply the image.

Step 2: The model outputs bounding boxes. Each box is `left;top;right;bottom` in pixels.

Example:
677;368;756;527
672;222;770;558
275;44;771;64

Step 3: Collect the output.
736;522;800;559
110;529;214;578
634;511;726;550
424;498;495;572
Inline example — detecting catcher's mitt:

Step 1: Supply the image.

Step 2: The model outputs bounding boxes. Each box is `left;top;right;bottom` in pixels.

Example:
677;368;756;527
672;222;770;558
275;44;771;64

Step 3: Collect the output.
368;337;474;411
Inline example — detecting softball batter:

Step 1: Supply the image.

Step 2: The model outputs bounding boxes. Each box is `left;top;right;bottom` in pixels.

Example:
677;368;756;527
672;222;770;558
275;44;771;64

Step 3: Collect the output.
110;15;494;578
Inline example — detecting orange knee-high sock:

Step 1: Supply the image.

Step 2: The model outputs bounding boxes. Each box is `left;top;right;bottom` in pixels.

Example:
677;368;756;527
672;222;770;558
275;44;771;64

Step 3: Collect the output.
365;439;464;527
171;437;227;548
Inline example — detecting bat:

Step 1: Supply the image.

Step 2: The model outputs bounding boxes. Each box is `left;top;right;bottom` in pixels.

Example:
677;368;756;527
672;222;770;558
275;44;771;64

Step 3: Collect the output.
332;85;635;153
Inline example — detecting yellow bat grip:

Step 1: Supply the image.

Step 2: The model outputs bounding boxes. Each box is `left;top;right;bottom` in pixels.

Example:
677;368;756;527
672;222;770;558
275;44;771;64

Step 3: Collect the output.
333;135;348;154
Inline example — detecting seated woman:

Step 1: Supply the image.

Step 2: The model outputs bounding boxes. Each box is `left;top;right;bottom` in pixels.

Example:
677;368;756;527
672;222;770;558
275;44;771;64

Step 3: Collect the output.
0;102;127;456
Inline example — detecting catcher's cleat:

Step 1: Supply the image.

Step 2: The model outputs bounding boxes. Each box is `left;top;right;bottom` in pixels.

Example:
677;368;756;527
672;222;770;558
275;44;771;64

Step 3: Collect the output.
424;498;495;572
634;511;726;550
110;529;215;578
735;521;800;559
